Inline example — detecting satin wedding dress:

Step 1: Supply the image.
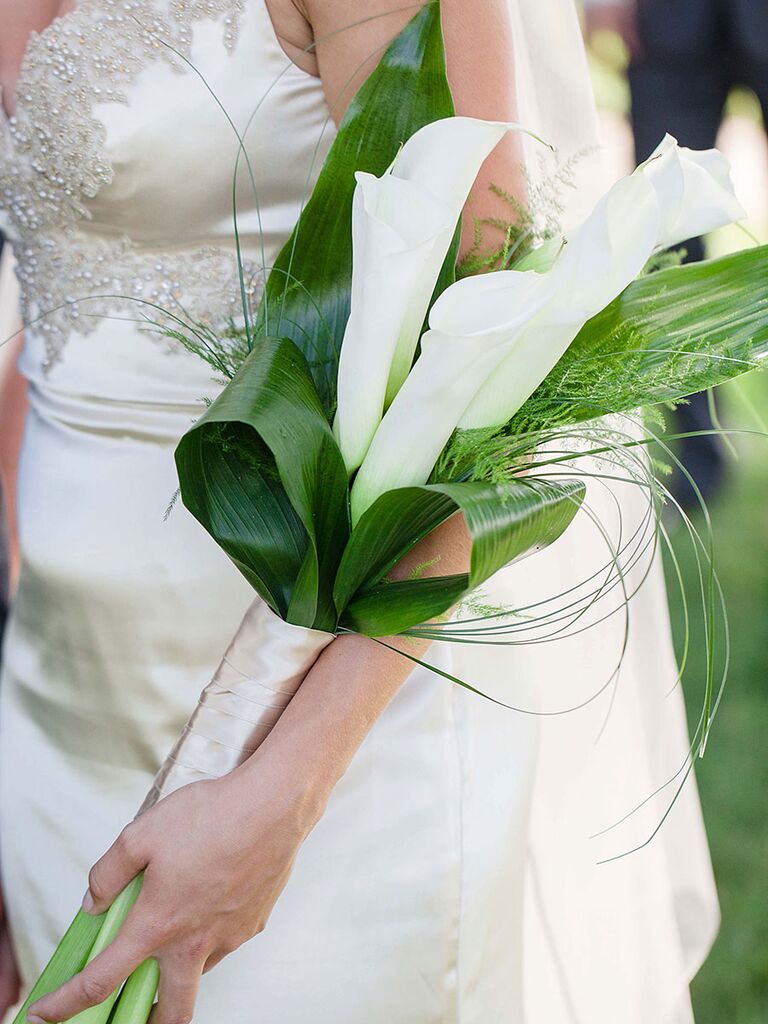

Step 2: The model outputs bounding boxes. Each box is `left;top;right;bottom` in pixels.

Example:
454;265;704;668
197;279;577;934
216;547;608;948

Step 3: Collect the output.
0;2;718;1021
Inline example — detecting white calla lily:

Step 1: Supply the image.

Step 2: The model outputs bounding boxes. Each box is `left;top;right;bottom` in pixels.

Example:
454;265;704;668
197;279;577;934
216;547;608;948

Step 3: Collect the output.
641;134;746;250
349;270;554;524
333;116;532;475
350;136;744;523
461;136;745;429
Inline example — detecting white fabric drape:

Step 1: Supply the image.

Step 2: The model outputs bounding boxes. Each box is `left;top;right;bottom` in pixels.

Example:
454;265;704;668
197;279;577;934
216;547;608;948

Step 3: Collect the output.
465;4;720;1020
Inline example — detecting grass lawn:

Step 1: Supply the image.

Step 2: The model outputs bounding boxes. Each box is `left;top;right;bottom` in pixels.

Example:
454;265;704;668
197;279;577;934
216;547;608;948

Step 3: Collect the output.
664;374;768;1023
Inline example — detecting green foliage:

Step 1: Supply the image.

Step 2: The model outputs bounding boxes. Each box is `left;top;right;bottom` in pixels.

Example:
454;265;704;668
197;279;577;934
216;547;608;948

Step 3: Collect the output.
457;182;540;277
512;244;768;434
161;318;253;381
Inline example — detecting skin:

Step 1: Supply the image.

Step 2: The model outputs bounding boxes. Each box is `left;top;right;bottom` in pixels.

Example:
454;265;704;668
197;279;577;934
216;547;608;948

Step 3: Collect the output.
0;2;526;1022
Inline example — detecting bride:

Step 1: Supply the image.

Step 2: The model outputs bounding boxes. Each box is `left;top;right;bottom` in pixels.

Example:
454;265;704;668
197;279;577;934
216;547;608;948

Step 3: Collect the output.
0;1;719;1021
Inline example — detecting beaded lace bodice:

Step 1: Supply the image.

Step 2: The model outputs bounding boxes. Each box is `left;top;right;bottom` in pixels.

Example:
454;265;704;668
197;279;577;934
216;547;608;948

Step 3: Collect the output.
0;0;331;373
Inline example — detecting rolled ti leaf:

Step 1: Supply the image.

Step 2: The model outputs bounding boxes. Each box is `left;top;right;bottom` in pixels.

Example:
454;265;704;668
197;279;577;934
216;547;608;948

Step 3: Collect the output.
336;478;586;637
175;337;349;633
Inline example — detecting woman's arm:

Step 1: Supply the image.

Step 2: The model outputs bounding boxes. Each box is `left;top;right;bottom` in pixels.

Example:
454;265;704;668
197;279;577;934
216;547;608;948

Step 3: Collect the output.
303;0;527;252
28;6;526;1023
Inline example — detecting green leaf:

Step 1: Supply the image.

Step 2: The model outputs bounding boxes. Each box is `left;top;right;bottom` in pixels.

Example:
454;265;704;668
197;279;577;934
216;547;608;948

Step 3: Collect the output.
513;244;768;431
176;338;349;630
257;1;456;412
334;487;458;613
338;478;585;636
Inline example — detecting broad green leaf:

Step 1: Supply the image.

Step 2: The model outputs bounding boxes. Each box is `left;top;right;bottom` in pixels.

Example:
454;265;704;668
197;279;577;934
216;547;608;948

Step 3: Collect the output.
176;338;349;630
176;423;306;618
257;1;456;412
512;244;768;431
339;478;585;636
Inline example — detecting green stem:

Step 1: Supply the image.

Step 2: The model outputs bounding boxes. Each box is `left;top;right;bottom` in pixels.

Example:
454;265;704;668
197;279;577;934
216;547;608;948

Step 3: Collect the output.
64;874;144;1024
11;912;104;1024
109;959;160;1024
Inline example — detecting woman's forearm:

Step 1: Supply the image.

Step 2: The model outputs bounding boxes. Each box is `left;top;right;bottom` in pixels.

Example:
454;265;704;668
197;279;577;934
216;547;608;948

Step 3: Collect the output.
261;0;528;823
246;512;472;826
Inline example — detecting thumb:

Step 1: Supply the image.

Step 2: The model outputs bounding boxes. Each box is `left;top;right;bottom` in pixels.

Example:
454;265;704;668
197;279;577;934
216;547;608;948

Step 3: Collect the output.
85;822;148;916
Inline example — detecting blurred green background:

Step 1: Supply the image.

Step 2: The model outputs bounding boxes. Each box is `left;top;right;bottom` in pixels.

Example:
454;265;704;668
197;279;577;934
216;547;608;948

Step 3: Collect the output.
678;373;768;1023
588;35;768;1024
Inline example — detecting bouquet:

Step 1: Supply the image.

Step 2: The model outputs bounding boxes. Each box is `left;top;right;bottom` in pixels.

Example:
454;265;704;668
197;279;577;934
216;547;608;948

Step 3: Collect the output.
15;5;768;1023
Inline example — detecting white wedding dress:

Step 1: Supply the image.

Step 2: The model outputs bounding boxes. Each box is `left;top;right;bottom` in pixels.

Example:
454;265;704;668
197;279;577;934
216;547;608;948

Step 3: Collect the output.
0;2;718;1021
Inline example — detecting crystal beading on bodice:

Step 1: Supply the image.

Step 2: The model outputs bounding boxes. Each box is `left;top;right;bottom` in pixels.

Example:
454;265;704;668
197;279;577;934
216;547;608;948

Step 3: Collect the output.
0;0;270;370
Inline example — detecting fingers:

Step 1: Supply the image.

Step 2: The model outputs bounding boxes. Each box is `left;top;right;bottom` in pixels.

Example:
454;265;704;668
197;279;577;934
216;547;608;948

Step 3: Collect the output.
27;920;147;1023
148;953;203;1024
85;822;148;916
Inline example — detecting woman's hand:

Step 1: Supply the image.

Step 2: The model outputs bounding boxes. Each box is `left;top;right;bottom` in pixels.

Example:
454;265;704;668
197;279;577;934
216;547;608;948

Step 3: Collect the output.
27;622;468;1024
27;752;324;1024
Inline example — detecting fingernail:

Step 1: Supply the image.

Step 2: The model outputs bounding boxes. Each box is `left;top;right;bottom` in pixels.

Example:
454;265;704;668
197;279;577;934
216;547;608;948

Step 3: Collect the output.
27;1015;46;1024
82;888;95;914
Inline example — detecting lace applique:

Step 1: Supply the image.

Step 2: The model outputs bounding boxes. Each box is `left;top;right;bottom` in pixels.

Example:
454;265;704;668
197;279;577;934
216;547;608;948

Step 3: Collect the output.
0;0;251;369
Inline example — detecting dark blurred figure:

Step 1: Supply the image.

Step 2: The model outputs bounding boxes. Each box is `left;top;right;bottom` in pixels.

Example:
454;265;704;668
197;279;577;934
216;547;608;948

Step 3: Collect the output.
585;0;768;509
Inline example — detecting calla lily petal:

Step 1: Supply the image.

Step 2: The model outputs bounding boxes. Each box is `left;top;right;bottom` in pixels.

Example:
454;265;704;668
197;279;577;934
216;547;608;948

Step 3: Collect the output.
349;270;553;524
641;134;746;250
333;116;532;475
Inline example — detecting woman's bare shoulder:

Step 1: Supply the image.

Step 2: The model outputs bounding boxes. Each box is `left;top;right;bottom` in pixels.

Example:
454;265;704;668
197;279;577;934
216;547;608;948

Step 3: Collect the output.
265;0;428;92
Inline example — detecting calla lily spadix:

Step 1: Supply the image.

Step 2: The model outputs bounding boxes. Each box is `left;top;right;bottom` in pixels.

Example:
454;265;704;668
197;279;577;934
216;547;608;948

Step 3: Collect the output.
349;133;745;524
332;116;542;475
